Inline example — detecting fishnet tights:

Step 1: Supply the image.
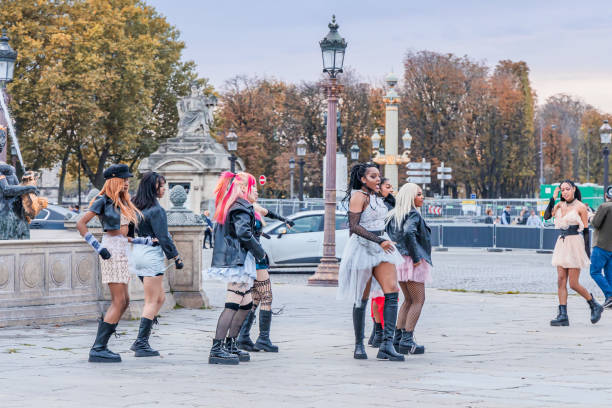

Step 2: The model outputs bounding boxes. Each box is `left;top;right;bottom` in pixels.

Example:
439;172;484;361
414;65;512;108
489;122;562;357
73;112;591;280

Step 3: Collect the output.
214;282;253;339
397;281;425;331
252;269;273;312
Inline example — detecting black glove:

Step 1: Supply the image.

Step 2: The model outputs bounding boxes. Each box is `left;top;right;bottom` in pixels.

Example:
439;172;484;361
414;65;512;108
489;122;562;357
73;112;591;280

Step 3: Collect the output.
286;219;295;227
99;248;111;260
267;210;294;227
174;257;184;269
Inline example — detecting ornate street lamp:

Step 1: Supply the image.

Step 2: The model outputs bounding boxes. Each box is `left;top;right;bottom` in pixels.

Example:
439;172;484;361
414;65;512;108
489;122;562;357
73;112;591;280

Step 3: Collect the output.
371;128;382;150
289;157;296;199
350;142;360;161
600;119;611;192
0;28;18;164
402;128;412;150
226;128;238;173
0;29;17;85
310;16;347;286
297;138;306;204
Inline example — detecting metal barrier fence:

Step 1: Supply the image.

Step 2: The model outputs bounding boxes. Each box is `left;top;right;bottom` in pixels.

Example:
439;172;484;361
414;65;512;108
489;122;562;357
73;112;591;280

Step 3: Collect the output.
431;224;583;250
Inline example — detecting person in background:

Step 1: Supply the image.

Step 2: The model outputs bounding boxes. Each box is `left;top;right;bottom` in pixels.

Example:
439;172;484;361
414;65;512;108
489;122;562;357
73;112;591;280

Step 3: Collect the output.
484;208;494;224
202;209;213;249
501;206;511;225
518;207;529;225
526;209;543;227
589;186;612;309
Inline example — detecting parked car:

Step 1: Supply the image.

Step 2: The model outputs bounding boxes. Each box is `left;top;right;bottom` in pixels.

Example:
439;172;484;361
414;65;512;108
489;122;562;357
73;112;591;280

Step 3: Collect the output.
260;210;350;266
29;205;76;230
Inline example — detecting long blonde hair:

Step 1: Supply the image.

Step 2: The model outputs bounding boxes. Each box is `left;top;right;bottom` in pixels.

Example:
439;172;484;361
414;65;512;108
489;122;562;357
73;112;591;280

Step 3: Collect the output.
385;183;421;228
90;177;142;225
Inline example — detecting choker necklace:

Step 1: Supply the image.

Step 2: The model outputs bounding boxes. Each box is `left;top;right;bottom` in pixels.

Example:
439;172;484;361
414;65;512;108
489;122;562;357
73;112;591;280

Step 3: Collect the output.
566;198;576;205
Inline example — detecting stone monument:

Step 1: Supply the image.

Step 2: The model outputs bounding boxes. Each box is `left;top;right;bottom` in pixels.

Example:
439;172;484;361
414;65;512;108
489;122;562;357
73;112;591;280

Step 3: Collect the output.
139;83;242;213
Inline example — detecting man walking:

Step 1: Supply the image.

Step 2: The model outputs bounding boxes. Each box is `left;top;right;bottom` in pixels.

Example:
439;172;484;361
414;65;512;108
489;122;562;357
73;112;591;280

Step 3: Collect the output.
501;205;511;225
589;186;612;308
202;209;213;249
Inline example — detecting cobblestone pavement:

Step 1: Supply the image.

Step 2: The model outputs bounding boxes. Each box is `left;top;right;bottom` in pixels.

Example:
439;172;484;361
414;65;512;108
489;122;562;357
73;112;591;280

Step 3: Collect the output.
2;278;612;407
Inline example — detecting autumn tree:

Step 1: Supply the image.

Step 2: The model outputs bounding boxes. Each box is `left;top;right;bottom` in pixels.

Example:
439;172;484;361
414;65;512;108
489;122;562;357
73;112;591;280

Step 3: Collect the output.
1;0;204;199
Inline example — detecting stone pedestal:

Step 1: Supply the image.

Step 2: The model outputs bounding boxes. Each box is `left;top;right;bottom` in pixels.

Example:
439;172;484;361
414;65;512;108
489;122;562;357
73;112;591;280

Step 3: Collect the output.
165;185;208;308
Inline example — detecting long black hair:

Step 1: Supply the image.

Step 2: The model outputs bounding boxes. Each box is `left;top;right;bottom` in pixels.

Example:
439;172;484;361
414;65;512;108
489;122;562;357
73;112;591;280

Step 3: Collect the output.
559;179;582;202
342;162;379;207
132;172;166;210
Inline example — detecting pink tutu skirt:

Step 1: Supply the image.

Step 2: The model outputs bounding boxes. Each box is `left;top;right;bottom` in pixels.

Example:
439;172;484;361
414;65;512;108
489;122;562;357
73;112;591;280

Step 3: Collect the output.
397;255;432;283
551;235;589;270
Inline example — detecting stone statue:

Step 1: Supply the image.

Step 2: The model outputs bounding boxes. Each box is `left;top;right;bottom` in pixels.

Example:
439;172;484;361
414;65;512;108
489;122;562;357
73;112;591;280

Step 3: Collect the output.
176;82;217;138
0;126;6;156
0;163;36;240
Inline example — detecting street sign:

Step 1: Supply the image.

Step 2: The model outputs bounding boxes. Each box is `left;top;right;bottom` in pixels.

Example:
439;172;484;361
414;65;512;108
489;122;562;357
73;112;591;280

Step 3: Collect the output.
437;174;452;180
406;162;431;170
406;170;430;176
470;193;477;199
259;175;266;185
437;167;452;173
427;206;442;216
407;177;431;184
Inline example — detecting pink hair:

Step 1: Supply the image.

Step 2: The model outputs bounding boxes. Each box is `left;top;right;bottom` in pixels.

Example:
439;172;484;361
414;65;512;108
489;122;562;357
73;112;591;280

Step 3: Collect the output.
213;171;259;224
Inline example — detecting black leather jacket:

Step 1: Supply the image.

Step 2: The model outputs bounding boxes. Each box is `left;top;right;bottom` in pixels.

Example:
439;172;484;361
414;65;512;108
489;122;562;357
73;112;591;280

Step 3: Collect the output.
136;202;179;260
386;209;432;265
211;198;266;268
89;195;122;231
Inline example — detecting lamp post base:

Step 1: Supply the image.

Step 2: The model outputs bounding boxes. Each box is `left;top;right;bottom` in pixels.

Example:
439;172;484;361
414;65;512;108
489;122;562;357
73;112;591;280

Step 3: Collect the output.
308;256;339;286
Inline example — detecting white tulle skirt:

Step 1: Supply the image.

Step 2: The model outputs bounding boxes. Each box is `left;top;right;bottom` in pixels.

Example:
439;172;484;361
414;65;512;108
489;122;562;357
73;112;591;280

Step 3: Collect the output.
551;235;589;270
337;233;404;305
203;252;257;285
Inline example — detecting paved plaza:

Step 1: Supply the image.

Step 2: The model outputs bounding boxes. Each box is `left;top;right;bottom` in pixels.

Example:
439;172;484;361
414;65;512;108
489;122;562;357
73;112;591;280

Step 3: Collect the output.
2;245;612;407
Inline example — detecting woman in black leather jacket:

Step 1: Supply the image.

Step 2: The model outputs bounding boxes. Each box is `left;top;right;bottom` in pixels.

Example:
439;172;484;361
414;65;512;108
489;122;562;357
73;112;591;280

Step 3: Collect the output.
237;203;294;353
77;164;153;363
204;171;266;365
129;172;183;357
386;182;432;355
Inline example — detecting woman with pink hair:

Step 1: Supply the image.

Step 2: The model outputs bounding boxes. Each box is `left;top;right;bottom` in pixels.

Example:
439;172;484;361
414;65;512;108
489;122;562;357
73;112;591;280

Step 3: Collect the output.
204;171;266;365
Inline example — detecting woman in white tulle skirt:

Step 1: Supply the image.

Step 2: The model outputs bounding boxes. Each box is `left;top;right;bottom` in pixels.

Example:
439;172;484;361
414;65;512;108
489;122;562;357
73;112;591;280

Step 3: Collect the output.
544;180;602;327
337;163;404;362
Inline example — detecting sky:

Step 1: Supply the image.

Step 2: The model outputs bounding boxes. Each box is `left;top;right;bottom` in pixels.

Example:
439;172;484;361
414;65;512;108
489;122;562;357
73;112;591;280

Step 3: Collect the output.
147;0;612;112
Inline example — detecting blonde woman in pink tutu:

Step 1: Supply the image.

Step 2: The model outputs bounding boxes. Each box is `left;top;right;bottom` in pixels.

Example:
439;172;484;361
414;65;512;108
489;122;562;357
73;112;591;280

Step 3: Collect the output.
385;183;431;355
545;180;603;326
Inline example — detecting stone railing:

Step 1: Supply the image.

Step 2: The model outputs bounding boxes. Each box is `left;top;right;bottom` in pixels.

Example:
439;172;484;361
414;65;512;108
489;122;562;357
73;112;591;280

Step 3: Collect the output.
1;186;207;327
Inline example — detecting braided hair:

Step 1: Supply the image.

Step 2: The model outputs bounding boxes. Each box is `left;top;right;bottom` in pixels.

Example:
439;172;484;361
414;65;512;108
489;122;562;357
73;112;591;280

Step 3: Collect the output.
342;162;380;207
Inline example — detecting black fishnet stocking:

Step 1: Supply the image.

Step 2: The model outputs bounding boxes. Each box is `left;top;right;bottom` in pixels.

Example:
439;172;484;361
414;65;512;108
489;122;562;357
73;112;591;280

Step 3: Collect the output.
399;281;425;331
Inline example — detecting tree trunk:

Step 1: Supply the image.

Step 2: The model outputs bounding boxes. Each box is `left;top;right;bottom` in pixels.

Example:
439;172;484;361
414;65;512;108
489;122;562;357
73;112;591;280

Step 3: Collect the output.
57;150;70;205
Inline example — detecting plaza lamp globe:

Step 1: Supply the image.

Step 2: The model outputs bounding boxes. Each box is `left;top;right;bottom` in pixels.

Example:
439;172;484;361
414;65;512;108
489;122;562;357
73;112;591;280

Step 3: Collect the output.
289;157;296;169
402;128;412;150
226;129;238;152
600;120;612;145
350;142;360;161
319;15;347;78
371;128;382;150
0;29;17;84
297;138;307;157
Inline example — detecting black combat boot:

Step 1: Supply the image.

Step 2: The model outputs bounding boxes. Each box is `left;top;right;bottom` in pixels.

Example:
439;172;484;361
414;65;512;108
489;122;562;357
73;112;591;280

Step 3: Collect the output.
352;299;368;359
367;318;376;346
376;293;405;362
587;294;603;324
550;305;569;326
130;317;160;357
225;337;250;362
398;330;425;355
209;339;239;365
393;328;403;352
254;310;279;352
89;320;121;363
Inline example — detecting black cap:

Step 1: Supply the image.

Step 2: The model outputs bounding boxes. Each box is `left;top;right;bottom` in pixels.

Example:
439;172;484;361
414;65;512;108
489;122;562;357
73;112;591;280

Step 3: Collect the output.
103;164;133;180
606;186;612;198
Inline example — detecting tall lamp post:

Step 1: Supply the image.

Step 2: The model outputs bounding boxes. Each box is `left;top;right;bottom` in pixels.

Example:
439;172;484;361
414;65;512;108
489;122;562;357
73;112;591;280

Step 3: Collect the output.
289;157;295;199
297;138;306;204
0;28;17;164
309;15;347;286
600;120;611;194
226;128;238;173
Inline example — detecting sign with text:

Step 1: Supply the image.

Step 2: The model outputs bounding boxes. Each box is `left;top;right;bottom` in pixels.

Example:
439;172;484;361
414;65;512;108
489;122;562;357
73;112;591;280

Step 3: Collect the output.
407;177;431;184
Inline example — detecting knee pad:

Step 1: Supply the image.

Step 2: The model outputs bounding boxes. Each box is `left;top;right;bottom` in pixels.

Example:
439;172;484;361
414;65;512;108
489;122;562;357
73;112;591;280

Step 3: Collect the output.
224;302;240;311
